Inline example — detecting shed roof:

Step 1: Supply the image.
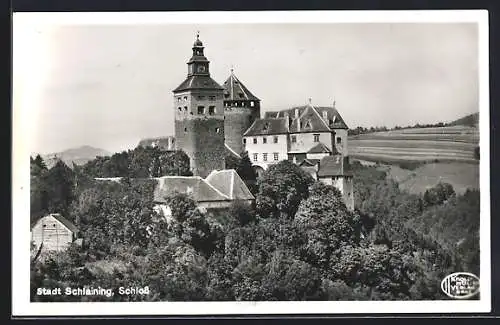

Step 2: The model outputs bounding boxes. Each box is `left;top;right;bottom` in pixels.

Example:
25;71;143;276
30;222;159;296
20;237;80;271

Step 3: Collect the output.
317;155;353;177
307;142;332;154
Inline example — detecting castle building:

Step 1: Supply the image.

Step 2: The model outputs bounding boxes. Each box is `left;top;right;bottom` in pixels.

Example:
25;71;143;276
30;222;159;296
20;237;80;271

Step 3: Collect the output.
173;33;226;178
222;69;261;155
242;102;354;210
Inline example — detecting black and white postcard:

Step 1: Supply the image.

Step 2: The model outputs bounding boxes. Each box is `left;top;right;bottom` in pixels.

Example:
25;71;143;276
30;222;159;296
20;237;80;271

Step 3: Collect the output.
12;10;490;316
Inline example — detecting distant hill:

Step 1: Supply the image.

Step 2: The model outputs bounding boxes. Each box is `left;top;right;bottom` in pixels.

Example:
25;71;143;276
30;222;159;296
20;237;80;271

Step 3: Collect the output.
38;145;111;169
449;112;479;127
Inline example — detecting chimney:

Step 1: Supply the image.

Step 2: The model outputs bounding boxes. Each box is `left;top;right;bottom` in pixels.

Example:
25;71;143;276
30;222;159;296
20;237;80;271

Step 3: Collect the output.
322;110;328;122
295;108;299;118
296;118;301;131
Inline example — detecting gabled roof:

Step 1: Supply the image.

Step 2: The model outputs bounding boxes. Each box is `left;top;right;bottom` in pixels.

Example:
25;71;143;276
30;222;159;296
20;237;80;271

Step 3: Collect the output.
264;104;349;130
243;118;289;136
222;71;260;101
317;155;353;177
173;75;224;92
299;159;320;167
307;142;332;154
206;169;255;201
289;105;331;133
43;213;79;233
153;176;230;203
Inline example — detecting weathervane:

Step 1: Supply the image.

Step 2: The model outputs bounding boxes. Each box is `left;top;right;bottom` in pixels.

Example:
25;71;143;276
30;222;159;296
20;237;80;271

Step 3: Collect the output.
308;97;312;105
196;30;200;39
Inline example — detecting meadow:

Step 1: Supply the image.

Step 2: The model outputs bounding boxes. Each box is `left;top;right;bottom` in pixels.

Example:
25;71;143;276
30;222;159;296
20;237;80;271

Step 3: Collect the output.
348;125;480;194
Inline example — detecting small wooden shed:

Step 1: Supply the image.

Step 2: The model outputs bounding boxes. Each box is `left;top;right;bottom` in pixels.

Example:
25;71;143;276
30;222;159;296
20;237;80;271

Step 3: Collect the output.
30;213;79;252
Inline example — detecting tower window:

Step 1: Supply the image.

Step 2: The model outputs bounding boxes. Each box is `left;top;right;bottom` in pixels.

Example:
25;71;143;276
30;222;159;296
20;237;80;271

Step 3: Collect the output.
253;153;258;162
273;153;279;161
239;93;244;98
183;96;187;101
215;127;221;133
184;127;187;133
337;137;342;144
314;134;320;142
250;101;255;107
291;135;297;143
178;107;182;112
243;138;246;144
177;97;182;102
253;138;257;144
234;102;238;107
273;136;278;143
263;137;267;144
224;94;229;98
263;153;268;162
197;106;205;114
208;106;216;115
184;106;188;111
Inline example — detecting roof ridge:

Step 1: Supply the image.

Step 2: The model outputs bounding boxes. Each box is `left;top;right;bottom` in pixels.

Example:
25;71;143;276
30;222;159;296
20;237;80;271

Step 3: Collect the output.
203;177;231;200
225;143;241;158
310;104;332;130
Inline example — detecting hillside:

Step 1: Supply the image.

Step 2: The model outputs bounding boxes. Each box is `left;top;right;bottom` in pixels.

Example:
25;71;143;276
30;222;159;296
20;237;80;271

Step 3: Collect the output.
449;112;479;127
39;145;111;169
348;125;479;164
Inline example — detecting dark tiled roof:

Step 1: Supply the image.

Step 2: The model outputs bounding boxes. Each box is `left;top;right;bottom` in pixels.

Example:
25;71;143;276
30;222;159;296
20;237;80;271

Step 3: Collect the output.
243;118;289;136
299;159;320;167
50;213;79;233
222;72;260;101
153;176;230;203
206;169;255;201
265;105;348;130
317;155;353;177
289;105;331;133
307;142;332;154
173;75;224;92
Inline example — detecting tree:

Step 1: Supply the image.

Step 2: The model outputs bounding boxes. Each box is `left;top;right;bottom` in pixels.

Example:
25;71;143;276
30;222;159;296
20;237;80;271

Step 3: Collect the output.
294;182;362;273
423;182;456;207
255;160;314;219
44;159;76;216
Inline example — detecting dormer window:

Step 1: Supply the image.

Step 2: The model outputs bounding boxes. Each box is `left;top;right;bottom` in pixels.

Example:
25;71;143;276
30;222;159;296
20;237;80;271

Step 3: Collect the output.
250;101;255;107
322;111;328;121
262;122;270;131
239;93;244;98
305;120;311;129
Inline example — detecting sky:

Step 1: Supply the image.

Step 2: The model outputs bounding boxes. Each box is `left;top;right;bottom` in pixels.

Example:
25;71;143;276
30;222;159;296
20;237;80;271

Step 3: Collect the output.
14;20;479;154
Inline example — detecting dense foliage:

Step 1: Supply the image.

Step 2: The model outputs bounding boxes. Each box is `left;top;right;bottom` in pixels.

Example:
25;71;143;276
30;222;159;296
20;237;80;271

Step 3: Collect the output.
31;156;480;301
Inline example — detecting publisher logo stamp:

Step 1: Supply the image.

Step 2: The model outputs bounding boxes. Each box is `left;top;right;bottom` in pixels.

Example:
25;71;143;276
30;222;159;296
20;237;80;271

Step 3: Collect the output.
441;272;480;299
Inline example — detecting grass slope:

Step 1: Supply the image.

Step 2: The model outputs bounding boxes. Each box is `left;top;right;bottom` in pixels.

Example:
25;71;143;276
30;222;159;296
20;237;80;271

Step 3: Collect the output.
348;125;479;164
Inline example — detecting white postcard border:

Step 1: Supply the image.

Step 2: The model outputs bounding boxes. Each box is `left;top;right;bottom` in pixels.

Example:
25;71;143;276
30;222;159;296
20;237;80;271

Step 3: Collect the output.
12;9;491;316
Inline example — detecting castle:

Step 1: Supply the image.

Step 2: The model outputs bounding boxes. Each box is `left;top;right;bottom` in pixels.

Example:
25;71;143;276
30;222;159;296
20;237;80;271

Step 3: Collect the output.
166;33;354;210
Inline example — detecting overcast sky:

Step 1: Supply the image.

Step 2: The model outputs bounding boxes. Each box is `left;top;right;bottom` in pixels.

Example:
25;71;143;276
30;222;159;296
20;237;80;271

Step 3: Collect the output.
14;22;479;154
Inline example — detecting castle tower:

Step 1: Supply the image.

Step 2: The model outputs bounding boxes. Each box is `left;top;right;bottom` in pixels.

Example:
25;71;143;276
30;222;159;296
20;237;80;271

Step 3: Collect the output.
222;69;261;155
173;33;225;177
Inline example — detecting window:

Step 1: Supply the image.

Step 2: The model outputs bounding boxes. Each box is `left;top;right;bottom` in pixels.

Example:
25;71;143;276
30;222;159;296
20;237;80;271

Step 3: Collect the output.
224;94;229;98
273;136;278;143
208;106;216;115
250;101;255;107
177;97;182;102
198;95;205;100
197;106;205;114
291;135;297;143
263;137;267;144
183;96;187;101
314;134;320;142
184;127;187;133
215;127;221;133
263;153;268;162
337;137;342;144
253;138;257;144
209;96;215;101
184;106;188;112
253;153;258;162
239;93;244;98
273;153;279;161
243;138;246;144
178;107;182;112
